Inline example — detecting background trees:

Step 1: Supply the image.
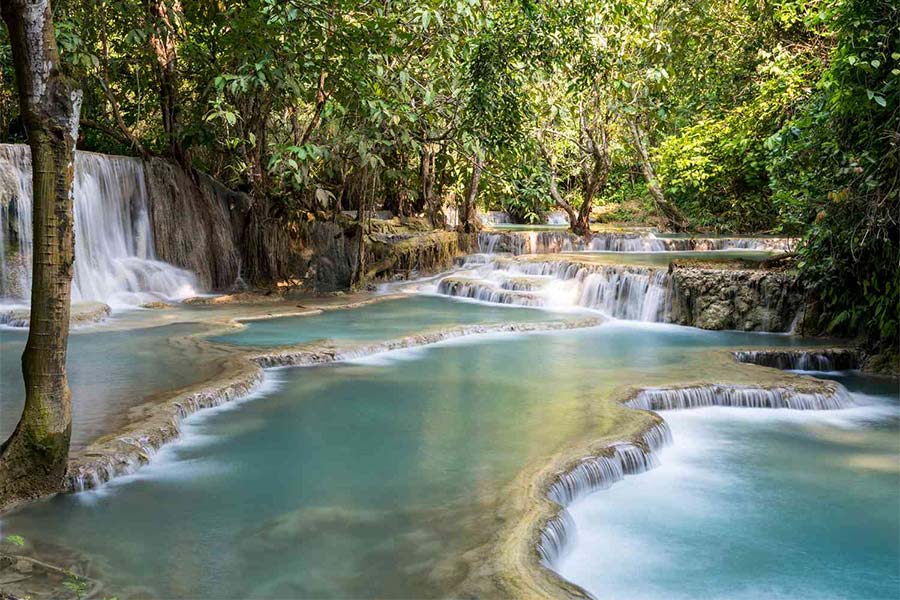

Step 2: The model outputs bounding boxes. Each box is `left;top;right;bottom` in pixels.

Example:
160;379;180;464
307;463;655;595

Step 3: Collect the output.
0;0;895;343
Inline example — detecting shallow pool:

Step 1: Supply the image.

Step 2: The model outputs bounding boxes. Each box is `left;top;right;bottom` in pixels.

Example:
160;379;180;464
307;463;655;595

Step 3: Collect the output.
0;320;854;598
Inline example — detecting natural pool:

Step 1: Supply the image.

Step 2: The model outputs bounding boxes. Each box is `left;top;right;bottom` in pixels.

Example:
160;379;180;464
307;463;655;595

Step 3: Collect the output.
209;295;575;347
0;322;226;450
1;308;874;599
554;371;899;600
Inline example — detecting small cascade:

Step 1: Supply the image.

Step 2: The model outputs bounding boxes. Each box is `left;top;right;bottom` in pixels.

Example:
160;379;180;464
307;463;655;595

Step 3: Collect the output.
538;508;576;565
547;443;659;506
537;421;672;566
733;349;859;371
588;233;666;252
436;277;544;306
1;144;197;308
577;268;670;320
473;229;794;256
546;211;569;225
436;257;672;320
628;383;854;411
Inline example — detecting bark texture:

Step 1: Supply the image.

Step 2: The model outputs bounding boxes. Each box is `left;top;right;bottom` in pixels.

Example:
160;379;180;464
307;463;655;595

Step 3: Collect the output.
459;153;483;234
146;0;187;166
0;0;81;510
629;119;687;231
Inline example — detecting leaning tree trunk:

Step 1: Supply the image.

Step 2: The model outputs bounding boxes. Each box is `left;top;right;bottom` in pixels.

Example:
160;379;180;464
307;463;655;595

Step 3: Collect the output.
628;119;687;232
0;0;81;509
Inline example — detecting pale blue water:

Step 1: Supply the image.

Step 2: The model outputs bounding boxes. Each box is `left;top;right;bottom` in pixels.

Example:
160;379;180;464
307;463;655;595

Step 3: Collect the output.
209;295;572;347
0;317;869;599
556;372;900;600
0;323;225;450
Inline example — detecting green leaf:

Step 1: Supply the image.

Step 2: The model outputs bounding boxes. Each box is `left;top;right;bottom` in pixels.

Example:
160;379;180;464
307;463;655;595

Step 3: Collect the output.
4;534;25;546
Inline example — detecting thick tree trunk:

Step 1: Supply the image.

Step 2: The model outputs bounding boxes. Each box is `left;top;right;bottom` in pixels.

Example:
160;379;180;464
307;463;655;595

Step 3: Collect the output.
628;119;687;232
0;0;81;510
350;185;372;289
459;153;483;234
147;0;187;167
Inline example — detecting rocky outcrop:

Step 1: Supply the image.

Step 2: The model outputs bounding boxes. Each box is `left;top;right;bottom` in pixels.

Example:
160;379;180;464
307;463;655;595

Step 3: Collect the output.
143;158;244;290
668;267;803;331
300;220;461;292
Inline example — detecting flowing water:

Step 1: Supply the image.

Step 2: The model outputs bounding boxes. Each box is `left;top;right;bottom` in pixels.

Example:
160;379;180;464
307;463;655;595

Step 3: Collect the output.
554;371;899;600
0;314;862;599
0;144;196;307
0;166;894;598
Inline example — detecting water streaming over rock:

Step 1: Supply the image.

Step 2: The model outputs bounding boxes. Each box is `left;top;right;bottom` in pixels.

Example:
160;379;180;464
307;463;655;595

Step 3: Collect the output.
0;144;197;307
627;383;854;411
438;257;672;320
476;230;793;255
733;349;859;371
538;422;673;566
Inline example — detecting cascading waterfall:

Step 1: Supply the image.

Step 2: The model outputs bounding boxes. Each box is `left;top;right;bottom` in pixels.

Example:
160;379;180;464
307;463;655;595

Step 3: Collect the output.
0;144;197;308
733;349;859;371
437;257;672;321
538;421;673;566
627;383;853;411
539;378;854;568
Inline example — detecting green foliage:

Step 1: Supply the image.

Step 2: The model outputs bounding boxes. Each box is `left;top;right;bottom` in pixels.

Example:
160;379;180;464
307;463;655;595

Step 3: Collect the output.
2;534;25;546
0;0;894;346
768;0;899;346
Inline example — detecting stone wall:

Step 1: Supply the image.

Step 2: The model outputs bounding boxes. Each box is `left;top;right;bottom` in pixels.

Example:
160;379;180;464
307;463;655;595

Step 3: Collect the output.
143;158;243;290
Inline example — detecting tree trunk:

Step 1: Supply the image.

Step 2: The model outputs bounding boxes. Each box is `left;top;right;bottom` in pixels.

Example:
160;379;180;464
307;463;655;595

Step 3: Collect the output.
420;143;445;228
628;119;687;232
147;0;187;167
459;152;483;234
350;182;372;289
0;0;81;510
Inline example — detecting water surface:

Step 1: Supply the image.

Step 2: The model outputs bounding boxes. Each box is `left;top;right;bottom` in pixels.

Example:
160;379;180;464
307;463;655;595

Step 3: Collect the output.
1;320;842;598
556;372;900;599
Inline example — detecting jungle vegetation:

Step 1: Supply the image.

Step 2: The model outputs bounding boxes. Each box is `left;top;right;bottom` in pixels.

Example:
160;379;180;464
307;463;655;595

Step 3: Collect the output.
1;0;896;345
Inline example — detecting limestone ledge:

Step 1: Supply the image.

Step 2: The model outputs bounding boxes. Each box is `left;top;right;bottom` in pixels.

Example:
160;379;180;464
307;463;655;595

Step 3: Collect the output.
0;302;112;328
510;372;852;600
64;316;602;493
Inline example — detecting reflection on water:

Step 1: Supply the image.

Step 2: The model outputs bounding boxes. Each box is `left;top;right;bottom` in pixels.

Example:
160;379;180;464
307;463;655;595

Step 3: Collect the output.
0;323;225;450
0;316;861;599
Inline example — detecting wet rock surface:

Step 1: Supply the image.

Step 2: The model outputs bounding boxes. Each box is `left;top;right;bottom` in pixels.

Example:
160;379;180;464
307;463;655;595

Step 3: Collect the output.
668;267;802;332
0;302;112;328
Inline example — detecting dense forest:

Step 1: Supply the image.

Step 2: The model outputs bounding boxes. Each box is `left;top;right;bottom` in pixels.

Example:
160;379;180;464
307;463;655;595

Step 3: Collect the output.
1;0;896;347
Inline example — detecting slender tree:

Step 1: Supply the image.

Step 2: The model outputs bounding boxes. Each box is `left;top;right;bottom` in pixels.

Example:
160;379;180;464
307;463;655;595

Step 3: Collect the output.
0;0;81;509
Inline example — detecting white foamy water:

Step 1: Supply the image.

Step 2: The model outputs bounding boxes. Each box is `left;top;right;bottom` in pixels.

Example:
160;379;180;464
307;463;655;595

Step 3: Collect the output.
554;386;900;600
0;144;197;308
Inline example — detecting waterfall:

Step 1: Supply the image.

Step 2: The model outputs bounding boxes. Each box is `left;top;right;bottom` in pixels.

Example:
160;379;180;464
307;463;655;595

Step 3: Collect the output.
627;383;854;411
733;349;859;371
537;421;672;566
0;144;197;307
436;257;672;320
